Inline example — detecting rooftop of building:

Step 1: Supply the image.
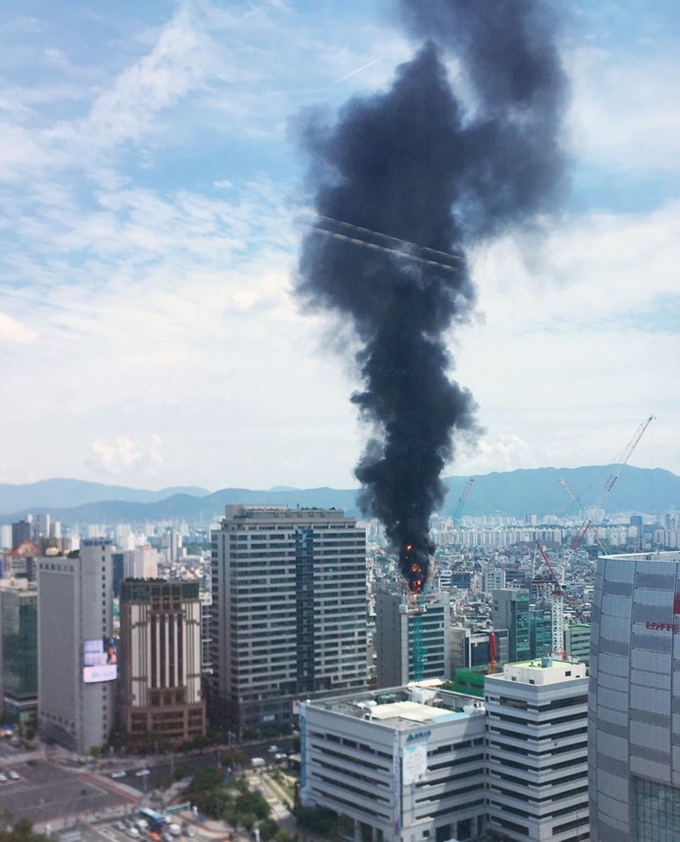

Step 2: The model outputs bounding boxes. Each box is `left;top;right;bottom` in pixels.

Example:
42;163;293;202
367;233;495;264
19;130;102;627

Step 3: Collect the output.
304;682;485;730
601;551;680;563
223;504;352;522
488;658;587;686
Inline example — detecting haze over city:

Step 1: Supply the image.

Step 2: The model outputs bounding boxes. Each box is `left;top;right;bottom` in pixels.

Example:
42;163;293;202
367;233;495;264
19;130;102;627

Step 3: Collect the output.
1;0;678;492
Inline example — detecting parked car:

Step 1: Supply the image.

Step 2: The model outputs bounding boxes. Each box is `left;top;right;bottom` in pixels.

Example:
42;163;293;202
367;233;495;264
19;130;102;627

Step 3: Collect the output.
111;771;126;779
135;769;150;777
0;773;7;782
9;771;20;781
127;828;140;838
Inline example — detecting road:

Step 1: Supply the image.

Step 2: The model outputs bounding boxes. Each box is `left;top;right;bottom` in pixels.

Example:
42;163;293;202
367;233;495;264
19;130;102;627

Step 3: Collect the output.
100;737;295;793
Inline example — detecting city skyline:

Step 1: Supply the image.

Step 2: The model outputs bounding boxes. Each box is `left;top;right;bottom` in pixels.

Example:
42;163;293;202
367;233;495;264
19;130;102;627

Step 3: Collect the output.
1;1;678;491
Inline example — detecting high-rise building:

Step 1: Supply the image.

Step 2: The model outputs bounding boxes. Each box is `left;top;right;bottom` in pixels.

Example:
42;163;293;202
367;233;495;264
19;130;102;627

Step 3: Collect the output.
34;513;51;540
589;551;680;841
211;505;367;738
0;579;38;725
375;589;451;687
11;520;32;550
123;545;158;580
493;589;531;662
119;580;205;746
37;539;116;753
486;659;590;842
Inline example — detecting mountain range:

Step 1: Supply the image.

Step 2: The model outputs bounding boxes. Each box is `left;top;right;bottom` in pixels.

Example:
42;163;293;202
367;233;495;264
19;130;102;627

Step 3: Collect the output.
0;465;678;524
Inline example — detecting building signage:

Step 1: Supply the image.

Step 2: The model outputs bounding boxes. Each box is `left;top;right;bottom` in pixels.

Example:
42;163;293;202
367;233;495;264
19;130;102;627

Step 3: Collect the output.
646;621;679;633
406;729;431;743
83;637;118;683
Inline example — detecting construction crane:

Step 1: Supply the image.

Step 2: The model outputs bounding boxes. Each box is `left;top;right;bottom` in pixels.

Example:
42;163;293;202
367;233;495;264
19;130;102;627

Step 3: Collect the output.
451;478;475;525
534;540;565;657
559;415;655;551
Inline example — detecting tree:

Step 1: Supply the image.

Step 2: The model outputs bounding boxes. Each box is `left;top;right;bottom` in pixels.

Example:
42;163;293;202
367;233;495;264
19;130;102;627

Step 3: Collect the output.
259;819;279;841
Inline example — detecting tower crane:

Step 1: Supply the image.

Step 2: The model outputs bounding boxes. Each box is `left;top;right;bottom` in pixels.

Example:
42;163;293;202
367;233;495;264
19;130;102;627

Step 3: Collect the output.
559;415;655;551
451;478;475;525
534;540;565;657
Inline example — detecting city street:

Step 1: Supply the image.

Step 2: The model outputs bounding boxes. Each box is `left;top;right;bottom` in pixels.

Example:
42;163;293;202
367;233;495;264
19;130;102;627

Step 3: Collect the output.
0;760;136;827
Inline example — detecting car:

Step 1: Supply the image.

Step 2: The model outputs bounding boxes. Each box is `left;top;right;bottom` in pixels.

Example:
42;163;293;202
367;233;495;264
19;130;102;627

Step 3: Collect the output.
127;828;140;838
114;822;126;831
0;773;7;782
182;828;195;838
274;753;286;761
267;745;279;754
111;771;127;779
135;769;150;777
9;771;19;781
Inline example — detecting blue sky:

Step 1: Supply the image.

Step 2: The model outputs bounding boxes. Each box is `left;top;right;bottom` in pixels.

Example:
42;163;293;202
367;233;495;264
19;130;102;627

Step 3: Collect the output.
0;0;678;491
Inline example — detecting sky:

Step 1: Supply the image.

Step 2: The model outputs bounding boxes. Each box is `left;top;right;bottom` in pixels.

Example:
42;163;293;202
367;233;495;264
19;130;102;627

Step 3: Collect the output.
1;0;679;492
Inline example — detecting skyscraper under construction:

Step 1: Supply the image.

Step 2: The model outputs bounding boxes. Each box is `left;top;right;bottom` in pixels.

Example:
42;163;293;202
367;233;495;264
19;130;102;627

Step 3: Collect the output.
210;505;368;738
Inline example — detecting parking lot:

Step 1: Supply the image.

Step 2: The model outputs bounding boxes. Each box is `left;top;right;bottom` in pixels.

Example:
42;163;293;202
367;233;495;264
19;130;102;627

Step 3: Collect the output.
0;760;136;825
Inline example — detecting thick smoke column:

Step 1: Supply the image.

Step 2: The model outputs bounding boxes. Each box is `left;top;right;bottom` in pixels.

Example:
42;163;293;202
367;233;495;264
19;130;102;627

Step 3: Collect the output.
295;1;567;592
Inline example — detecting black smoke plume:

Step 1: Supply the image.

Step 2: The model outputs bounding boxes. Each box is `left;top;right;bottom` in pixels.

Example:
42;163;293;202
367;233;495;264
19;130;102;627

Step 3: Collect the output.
294;1;567;592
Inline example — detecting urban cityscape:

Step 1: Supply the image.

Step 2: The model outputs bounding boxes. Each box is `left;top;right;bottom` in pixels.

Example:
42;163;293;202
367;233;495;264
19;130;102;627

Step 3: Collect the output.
1;2;678;842
1;462;680;841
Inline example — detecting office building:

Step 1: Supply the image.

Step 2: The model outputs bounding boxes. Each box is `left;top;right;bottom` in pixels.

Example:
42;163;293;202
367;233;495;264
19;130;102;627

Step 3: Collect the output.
451;627;509;670
0;579;38;725
300;684;487;842
565;623;591;666
493;589;531;662
589;551;680;841
37;539;116;753
529;605;553;659
375;589;450;687
211;505;367;738
486;659;590;842
119;580;205;745
11;520;32;550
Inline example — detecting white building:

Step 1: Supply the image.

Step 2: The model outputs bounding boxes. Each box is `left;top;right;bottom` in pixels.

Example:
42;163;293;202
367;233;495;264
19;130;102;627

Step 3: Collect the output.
301;684;487;842
37;539;116;753
211;505;368;738
123;545;159;579
485;659;589;842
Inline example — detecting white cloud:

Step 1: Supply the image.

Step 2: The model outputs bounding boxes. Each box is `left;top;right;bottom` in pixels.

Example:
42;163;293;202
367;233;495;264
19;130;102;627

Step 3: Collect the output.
87;435;163;476
567;45;680;173
0;311;37;344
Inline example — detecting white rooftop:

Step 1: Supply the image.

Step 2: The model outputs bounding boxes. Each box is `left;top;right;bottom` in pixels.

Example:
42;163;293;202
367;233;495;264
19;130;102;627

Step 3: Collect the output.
491;659;587;686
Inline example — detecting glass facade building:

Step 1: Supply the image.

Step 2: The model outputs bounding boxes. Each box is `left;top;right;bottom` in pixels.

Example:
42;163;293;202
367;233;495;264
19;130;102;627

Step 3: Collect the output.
0;582;38;722
589;551;680;841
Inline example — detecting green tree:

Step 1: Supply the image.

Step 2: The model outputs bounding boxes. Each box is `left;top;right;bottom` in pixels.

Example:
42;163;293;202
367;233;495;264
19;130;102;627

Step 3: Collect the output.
259;819;279;841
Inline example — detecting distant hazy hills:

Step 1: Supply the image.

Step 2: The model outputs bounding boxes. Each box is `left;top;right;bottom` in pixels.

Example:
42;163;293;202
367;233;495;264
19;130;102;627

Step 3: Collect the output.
0;466;678;524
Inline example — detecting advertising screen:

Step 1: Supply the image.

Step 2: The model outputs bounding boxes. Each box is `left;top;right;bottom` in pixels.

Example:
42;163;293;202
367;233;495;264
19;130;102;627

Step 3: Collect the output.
83;637;118;683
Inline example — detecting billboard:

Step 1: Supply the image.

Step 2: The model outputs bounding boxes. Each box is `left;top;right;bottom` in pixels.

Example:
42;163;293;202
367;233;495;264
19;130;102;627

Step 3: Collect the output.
83;637;118;683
